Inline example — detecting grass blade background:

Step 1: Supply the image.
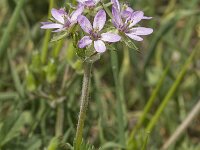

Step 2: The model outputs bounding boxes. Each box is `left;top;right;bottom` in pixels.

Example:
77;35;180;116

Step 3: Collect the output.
146;46;198;133
128;62;170;147
110;50;126;146
0;0;26;60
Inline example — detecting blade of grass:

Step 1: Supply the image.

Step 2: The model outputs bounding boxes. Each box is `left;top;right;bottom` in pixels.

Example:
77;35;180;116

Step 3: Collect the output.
128;62;170;147
52;39;64;59
55;103;64;137
143;14;179;69
141;132;150;150
146;46;198;133
94;71;106;144
0;92;18;101
144;9;200;69
7;50;25;99
0;0;26;60
161;99;200;150
41;0;54;64
110;50;126;146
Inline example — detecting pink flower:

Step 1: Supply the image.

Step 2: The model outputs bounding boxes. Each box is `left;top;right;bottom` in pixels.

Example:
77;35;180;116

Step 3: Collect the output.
78;10;121;53
112;1;153;41
41;7;84;32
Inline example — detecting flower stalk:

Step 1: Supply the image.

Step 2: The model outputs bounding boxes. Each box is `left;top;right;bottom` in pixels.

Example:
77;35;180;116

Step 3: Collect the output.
55;103;64;137
74;62;92;150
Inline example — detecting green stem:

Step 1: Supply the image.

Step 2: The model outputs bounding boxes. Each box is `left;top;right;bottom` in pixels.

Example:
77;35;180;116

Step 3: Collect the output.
55;103;64;137
41;0;54;64
74;63;92;150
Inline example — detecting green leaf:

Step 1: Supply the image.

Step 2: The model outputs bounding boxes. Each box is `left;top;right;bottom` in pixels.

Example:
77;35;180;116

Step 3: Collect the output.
0;112;27;147
122;36;138;51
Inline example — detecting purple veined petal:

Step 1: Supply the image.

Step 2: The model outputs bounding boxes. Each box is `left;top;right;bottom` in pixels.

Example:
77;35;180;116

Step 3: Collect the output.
40;23;63;29
57;8;67;15
129;11;144;27
51;8;65;24
130;27;153;35
125;7;134;13
77;2;84;8
78;36;93;48
121;10;132;18
112;6;123;27
101;32;121;42
121;7;134;18
125;33;143;41
77;0;86;3
41;22;52;25
112;19;119;28
78;15;93;34
70;6;84;22
93;10;106;31
111;0;120;11
94;40;106;53
85;0;95;7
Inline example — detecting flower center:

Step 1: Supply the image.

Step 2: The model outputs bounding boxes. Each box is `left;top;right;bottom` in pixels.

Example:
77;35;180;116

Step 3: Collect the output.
119;23;129;32
63;16;71;28
90;30;101;40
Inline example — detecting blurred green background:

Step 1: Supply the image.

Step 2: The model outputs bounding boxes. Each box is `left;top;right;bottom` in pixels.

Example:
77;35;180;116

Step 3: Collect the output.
0;0;200;149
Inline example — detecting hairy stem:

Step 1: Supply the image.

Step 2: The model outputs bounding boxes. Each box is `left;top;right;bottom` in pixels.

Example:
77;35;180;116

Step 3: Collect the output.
74;63;92;150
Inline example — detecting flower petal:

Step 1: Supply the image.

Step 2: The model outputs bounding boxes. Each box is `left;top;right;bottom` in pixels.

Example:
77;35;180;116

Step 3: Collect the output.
40;23;63;29
41;22;52;25
94;40;106;53
121;7;134;18
125;33;143;41
77;0;85;3
70;6;84;22
111;0;120;11
129;11;144;27
51;8;65;24
143;16;152;19
78;36;93;48
85;0;95;7
130;27;153;35
112;6;123;27
93;10;106;31
101;32;121;42
78;15;93;34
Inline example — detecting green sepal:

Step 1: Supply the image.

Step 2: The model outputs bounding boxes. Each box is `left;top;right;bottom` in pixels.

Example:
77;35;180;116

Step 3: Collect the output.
122;35;138;51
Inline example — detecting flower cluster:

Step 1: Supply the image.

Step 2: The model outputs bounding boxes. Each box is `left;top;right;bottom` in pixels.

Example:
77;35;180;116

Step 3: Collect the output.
41;0;153;54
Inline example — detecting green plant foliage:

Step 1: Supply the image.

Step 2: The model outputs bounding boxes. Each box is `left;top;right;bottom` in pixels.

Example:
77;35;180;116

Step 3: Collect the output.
0;0;199;149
